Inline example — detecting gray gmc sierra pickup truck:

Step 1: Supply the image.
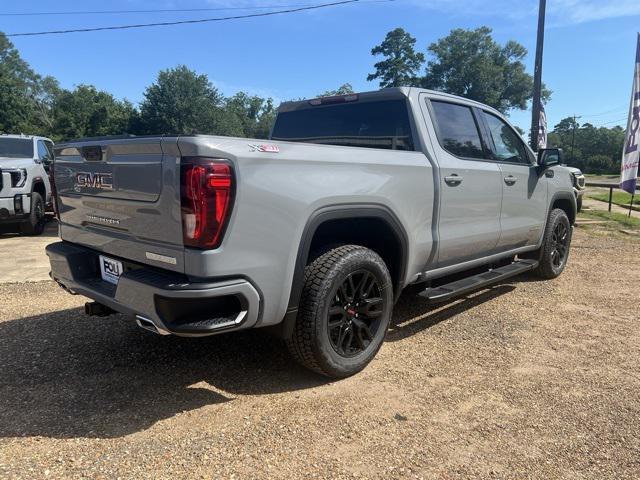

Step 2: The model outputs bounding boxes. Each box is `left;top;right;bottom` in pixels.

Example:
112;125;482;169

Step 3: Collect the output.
47;87;576;378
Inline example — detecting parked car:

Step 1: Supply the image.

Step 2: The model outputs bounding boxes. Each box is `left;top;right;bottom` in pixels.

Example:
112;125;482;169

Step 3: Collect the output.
0;134;53;235
566;166;586;211
46;88;576;378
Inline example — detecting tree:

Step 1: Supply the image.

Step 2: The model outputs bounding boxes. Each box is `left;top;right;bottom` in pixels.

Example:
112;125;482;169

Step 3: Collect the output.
422;27;549;113
367;28;425;88
547;117;625;173
138;65;242;136
225;92;276;139
0;32;55;134
319;83;354;97
51;85;135;141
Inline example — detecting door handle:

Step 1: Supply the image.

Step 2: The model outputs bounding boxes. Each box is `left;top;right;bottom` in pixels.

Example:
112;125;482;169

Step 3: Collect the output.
504;175;517;186
444;174;463;186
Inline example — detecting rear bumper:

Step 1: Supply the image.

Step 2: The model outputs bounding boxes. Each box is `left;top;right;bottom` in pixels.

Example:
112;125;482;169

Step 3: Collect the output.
46;241;261;337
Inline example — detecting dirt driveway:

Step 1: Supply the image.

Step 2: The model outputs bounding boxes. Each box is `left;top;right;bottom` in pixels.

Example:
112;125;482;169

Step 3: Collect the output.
0;228;639;479
0;218;58;283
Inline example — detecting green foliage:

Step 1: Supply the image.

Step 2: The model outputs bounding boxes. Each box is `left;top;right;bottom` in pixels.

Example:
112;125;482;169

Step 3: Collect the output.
137;65;241;136
547;119;625;174
0;32;56;135
225;91;276;139
51;85;135;141
367;28;425;88
0;32;279;141
319;83;355;97
421;27;549;113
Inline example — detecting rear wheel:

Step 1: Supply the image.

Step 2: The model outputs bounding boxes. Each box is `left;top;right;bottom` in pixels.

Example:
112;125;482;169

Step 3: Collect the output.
286;245;393;378
20;192;45;236
532;208;572;279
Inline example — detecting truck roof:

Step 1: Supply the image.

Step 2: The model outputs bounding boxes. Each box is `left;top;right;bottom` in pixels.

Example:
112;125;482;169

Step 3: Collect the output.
0;133;53;143
278;87;502;117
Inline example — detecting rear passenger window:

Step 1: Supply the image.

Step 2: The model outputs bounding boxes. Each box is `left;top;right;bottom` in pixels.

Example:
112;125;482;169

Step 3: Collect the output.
431;101;485;159
481;112;529;164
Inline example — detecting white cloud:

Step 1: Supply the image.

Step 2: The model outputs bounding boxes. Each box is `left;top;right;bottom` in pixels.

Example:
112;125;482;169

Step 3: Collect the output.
549;0;640;24
405;0;640;25
407;0;535;20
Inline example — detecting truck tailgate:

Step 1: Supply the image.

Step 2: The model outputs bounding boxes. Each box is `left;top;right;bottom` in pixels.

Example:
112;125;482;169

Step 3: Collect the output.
54;137;185;273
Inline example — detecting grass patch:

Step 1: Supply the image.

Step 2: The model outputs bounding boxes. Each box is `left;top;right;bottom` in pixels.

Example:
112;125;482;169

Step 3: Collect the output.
584;174;619;181
579;209;640;229
588;190;640;208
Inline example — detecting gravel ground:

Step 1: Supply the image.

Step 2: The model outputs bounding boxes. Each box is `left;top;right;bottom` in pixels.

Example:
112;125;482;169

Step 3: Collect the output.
0;228;639;479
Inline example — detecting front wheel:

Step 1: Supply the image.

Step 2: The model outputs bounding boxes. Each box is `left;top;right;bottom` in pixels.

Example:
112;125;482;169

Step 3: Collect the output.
286;245;393;378
20;192;46;236
532;208;572;279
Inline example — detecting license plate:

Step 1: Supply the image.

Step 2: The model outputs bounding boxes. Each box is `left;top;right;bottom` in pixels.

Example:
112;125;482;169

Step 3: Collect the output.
99;255;123;285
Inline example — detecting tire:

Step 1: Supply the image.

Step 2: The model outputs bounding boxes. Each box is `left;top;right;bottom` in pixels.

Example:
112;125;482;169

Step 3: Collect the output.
286;245;394;378
532;208;572;279
576;196;583;212
20;192;46;236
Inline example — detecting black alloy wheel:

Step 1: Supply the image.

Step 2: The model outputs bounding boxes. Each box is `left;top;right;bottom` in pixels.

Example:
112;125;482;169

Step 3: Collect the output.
550;221;569;270
327;270;385;358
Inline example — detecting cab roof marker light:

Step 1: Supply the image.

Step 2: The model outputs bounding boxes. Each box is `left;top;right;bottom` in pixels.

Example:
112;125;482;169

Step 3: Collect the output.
308;94;359;106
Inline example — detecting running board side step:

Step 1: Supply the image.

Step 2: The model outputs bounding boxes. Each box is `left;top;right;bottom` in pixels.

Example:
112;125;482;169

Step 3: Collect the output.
419;259;539;303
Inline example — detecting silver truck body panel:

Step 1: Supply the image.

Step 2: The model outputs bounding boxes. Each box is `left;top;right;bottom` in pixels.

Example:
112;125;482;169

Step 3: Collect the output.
49;87;576;334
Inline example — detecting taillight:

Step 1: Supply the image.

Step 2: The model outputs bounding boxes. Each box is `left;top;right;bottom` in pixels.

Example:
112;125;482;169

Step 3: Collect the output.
180;158;234;249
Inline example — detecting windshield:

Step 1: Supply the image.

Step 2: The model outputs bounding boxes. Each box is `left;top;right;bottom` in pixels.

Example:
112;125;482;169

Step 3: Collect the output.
0;138;34;158
272;99;415;151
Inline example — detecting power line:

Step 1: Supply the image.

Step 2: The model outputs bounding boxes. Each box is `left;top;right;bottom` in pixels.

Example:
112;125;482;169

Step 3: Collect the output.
580;105;628;118
6;0;367;37
591;117;628;127
0;3;324;16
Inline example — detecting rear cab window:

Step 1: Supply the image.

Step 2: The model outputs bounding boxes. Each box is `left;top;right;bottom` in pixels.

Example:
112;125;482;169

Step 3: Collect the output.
271;99;415;151
430;100;487;159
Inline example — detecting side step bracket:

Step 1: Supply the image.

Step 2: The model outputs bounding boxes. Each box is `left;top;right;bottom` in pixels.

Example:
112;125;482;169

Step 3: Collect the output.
419;259;538;303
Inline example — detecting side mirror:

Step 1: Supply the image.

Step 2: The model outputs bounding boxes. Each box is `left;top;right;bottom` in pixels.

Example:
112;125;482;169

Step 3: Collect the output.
538;148;563;168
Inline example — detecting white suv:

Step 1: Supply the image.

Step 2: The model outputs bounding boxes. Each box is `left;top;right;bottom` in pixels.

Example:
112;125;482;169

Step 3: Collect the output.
0;134;53;235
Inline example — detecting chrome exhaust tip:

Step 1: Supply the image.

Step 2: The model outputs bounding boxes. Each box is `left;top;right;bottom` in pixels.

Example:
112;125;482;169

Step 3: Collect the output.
135;315;171;335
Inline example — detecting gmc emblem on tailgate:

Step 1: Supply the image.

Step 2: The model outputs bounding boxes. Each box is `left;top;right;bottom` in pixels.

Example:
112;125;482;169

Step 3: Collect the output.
75;172;114;190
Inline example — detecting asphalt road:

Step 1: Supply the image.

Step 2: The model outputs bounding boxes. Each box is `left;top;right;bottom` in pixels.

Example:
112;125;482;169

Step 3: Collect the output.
0;228;639;479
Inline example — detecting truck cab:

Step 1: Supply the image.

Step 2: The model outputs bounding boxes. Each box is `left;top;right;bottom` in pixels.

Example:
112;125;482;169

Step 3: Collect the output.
0;134;53;235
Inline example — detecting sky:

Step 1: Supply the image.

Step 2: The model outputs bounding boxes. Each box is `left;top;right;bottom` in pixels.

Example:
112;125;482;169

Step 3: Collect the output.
1;0;638;132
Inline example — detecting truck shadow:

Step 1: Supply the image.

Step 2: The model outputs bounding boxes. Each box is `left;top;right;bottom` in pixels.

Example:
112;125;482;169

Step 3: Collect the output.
388;284;516;342
0;281;518;440
0;216;58;239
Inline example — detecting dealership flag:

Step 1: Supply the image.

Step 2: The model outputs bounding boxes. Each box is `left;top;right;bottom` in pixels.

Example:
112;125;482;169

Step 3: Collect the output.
538;102;547;149
621;33;640;194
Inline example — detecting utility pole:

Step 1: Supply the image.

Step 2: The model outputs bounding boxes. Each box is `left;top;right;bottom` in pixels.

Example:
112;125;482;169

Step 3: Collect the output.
570;114;581;161
530;0;546;151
